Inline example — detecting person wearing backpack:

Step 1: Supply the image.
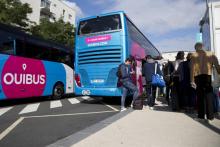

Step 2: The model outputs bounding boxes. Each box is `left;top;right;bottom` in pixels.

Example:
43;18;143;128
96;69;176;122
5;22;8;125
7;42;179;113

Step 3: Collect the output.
118;57;139;111
163;61;174;105
142;55;162;110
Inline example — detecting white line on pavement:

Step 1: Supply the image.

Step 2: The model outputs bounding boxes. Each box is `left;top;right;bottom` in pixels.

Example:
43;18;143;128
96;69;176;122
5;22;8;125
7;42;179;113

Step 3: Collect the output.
19;103;40;114
0;117;24;141
25;110;116;119
101;102;119;111
81;96;92;100
0;107;13;116
50;100;62;109
68;98;80;104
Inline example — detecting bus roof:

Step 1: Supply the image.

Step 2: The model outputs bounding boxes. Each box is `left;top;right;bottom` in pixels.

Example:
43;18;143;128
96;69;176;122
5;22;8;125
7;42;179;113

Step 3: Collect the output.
0;23;72;53
78;11;125;22
77;11;161;57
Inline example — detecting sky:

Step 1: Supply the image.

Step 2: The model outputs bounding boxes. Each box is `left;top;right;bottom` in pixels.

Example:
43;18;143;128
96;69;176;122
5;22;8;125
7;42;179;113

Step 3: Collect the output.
63;0;219;53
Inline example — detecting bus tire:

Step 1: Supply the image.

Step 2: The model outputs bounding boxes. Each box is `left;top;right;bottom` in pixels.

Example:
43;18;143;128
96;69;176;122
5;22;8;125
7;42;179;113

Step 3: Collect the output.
52;83;64;99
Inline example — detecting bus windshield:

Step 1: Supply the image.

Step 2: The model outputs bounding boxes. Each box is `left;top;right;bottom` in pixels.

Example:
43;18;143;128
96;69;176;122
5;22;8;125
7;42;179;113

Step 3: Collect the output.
78;14;121;35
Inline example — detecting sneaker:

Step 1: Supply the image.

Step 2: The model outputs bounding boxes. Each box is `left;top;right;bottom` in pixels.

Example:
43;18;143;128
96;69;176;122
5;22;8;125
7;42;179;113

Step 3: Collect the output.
214;113;220;119
130;101;133;108
149;107;154;110
120;107;127;112
208;119;215;124
143;105;148;109
194;118;208;123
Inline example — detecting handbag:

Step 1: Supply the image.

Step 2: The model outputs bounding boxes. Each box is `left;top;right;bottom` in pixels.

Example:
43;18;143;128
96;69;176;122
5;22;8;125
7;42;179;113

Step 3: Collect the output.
212;67;220;88
151;63;165;87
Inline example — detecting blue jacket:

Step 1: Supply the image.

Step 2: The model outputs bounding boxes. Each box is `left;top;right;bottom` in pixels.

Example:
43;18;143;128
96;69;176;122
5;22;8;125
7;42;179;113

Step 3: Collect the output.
143;61;162;82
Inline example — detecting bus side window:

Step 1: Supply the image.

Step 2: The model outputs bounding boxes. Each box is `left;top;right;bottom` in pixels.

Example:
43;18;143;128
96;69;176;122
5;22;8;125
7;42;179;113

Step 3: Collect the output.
64;55;73;67
22;42;46;60
22;42;36;59
0;30;15;55
35;46;51;61
0;41;14;55
16;39;26;56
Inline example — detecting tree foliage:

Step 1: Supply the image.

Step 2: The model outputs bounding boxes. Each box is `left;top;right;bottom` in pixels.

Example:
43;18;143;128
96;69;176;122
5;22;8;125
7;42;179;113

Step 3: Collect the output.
0;0;75;48
0;0;32;28
30;18;75;48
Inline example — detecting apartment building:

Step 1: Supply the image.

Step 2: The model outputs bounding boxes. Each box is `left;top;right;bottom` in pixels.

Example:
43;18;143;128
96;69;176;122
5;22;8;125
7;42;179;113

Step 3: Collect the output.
20;0;76;25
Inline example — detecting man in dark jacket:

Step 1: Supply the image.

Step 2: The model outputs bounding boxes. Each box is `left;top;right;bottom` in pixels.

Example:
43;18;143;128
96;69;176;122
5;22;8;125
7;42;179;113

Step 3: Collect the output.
163;61;174;104
143;55;162;109
177;53;196;111
120;57;138;111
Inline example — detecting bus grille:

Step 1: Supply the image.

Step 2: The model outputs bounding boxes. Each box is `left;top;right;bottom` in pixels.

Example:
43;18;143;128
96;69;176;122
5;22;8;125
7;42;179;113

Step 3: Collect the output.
105;68;118;86
79;67;118;87
78;48;121;65
79;69;91;86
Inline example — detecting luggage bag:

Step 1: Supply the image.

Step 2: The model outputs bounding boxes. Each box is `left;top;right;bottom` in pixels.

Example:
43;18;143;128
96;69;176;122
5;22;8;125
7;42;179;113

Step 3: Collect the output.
133;98;143;110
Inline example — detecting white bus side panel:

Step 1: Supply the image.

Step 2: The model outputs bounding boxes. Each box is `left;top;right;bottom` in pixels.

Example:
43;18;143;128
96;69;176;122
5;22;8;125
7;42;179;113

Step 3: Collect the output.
211;2;220;60
62;64;74;94
215;30;220;62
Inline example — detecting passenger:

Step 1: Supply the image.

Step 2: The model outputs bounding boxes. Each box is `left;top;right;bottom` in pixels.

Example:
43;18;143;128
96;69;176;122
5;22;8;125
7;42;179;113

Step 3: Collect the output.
190;42;220;121
143;55;162;110
177;53;196;112
170;51;184;111
158;62;165;97
120;57;139;111
163;61;174;105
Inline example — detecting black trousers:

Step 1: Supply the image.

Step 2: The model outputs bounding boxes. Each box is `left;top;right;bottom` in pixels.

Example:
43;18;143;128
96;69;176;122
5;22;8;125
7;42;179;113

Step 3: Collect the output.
165;83;171;104
195;75;214;120
145;82;156;107
171;76;181;111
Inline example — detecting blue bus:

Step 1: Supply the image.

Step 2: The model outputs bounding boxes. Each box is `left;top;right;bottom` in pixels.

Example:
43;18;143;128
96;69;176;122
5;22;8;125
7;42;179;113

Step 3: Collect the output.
0;23;74;100
74;11;160;96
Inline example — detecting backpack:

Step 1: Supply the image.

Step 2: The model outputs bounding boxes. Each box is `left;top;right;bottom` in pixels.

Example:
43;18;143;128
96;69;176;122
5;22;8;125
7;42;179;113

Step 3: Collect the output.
116;64;122;78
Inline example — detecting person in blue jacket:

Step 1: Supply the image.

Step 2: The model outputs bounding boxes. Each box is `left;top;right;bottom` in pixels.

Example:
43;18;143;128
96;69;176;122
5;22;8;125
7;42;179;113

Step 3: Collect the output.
120;57;139;111
143;55;162;109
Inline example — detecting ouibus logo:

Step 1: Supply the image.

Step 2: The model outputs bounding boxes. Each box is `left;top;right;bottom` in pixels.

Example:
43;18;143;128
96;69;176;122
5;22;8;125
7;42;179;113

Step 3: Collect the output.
1;56;46;99
3;64;45;85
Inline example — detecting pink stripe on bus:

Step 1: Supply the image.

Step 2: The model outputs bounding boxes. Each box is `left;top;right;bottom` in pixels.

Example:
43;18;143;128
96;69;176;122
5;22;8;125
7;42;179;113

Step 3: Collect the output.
85;35;111;44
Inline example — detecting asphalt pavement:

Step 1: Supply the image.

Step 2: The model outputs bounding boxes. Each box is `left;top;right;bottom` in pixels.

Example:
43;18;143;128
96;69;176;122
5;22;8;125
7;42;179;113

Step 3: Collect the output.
0;96;120;147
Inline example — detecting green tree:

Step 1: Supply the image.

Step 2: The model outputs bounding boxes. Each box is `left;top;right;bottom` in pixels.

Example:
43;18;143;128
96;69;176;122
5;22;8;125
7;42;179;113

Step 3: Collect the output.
30;18;75;48
0;0;32;28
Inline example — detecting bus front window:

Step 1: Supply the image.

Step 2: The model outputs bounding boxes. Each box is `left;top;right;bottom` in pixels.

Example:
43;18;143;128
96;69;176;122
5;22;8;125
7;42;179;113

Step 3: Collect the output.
78;14;122;35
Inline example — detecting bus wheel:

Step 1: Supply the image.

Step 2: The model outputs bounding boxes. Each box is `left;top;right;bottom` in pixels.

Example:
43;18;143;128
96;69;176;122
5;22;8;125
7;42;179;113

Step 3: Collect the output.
52;83;64;99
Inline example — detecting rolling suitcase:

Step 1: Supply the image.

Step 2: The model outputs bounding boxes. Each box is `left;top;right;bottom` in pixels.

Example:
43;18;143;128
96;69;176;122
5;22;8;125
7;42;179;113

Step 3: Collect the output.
133;98;143;110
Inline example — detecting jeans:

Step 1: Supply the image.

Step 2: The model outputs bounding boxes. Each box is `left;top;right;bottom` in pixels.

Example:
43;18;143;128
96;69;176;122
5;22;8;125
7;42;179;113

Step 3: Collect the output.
121;80;139;108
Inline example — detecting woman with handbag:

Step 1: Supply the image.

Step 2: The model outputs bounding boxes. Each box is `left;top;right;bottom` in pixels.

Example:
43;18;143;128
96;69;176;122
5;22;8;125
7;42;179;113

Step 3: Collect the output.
143;55;163;109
